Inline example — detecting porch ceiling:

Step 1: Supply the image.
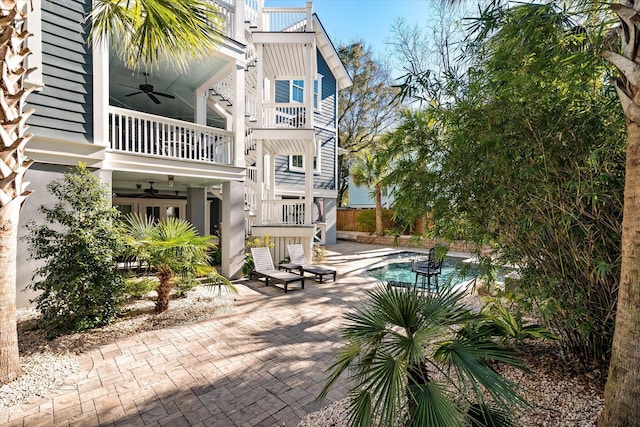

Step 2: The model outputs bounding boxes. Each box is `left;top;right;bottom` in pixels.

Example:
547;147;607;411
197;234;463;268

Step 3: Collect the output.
111;171;226;198
262;138;314;156
109;48;229;127
252;32;316;78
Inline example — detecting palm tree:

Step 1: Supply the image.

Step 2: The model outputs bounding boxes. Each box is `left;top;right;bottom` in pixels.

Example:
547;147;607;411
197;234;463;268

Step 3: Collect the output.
89;0;224;73
320;286;527;427
599;1;640;424
123;215;230;313
0;0;36;386
351;151;390;236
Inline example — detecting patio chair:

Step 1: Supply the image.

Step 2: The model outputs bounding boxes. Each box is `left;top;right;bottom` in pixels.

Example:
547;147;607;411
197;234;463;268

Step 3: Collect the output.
249;247;304;293
411;247;443;292
280;244;337;283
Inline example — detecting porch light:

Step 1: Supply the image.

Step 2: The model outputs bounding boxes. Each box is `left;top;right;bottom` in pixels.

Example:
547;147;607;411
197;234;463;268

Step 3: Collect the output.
168;175;174;188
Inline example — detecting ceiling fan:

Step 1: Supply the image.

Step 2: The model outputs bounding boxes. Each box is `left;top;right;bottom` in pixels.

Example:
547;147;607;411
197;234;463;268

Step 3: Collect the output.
143;181;159;196
124;73;175;105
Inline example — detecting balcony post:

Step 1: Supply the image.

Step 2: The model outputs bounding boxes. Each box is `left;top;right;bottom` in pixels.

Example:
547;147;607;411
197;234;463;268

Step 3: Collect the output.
304;42;314;129
257;0;264;31
234;0;245;43
306;2;313;31
256;139;264;224
304;140;314;225
256;43;264;126
232;62;246;167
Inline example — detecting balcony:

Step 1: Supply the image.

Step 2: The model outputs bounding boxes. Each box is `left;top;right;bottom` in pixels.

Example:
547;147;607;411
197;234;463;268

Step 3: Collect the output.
108;107;234;165
262;199;307;225
245;1;312;32
261;104;308;129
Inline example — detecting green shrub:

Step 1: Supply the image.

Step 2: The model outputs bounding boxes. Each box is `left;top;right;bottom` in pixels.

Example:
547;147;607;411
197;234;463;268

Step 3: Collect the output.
25;163;125;338
124;277;157;298
355;208;394;233
174;275;199;297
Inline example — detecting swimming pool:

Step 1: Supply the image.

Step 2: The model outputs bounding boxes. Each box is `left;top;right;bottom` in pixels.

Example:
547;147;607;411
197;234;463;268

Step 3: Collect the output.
367;252;478;289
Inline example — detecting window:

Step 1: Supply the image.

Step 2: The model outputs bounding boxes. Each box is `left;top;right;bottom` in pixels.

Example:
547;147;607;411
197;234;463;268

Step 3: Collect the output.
314;77;322;111
289;140;321;173
289;77;322;110
292;80;304;103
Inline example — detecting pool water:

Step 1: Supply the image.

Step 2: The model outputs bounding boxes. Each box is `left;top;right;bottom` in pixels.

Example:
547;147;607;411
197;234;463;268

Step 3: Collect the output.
367;253;478;289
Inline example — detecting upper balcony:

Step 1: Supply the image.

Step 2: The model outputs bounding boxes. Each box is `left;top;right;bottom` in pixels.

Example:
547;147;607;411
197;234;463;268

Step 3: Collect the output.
245;1;313;32
108;107;234;165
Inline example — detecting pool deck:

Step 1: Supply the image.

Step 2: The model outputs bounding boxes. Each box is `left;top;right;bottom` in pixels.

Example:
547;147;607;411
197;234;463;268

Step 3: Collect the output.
1;241;471;427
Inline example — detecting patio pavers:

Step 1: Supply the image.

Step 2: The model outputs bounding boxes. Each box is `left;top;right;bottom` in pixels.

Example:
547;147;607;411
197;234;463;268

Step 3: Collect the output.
2;241;406;426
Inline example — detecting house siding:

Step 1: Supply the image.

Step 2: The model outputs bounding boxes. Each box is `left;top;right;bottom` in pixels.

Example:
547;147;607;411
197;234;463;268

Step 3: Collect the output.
274;49;337;191
27;0;93;144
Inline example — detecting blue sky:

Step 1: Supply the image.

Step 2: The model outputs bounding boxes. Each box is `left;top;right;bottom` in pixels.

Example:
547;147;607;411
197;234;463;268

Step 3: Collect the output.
264;0;436;59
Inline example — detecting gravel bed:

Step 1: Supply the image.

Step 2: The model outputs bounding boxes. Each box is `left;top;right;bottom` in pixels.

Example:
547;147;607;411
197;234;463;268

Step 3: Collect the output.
3;286;235;409
298;340;604;427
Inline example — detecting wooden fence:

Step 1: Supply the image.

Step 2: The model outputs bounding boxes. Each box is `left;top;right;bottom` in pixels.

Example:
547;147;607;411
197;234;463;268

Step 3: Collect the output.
337;208;428;234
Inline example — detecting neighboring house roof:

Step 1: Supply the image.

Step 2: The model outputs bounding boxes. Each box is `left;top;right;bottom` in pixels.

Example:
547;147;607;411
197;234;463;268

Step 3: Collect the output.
313;14;353;90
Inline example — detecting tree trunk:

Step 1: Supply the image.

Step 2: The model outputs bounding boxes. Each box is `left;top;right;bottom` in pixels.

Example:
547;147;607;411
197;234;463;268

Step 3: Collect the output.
155;270;173;313
0;203;21;385
375;183;383;236
0;0;34;385
600;2;640;423
599;122;640;426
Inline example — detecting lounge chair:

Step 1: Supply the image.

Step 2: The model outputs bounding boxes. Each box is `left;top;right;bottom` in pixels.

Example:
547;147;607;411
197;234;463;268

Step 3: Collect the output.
280;244;337;283
249;247;304;293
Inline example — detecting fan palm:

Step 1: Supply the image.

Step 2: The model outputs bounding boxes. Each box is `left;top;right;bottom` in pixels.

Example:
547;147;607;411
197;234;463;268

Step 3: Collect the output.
320;286;528;426
123;215;232;313
351;151;391;236
89;0;224;72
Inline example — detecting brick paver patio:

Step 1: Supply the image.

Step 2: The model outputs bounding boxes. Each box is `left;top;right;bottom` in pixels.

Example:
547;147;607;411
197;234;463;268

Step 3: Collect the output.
1;241;410;427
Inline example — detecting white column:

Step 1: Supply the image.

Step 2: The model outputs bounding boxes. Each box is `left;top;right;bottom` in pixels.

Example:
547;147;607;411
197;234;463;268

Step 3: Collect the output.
256;43;264;126
305;2;313;31
221;180;245;279
257;0;264;31
256;140;264;224
194;90;207;125
304;42;315;128
92;37;109;146
304;141;314;225
187;187;207;235
268;154;275;199
234;0;245;43
232;63;246;167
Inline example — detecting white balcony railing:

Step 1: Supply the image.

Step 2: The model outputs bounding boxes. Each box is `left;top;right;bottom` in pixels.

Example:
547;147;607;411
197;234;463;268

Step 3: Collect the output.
245;1;312;32
211;72;233;104
245;91;257;122
261;8;308;32
108;107;233;164
263;200;306;225
262;103;307;129
211;0;235;38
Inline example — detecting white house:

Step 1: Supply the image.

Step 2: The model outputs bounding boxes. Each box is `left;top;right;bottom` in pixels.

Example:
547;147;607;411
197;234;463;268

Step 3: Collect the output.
16;0;351;307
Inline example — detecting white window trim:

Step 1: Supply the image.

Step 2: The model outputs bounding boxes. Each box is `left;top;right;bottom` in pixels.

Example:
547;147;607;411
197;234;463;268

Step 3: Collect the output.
314;75;322;112
289;139;321;174
24;1;43;90
291;79;304;103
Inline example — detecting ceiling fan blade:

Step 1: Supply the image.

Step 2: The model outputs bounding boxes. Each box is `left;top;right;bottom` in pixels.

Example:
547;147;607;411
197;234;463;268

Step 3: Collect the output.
125;91;143;97
148;93;161;104
153;91;175;99
117;83;140;89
